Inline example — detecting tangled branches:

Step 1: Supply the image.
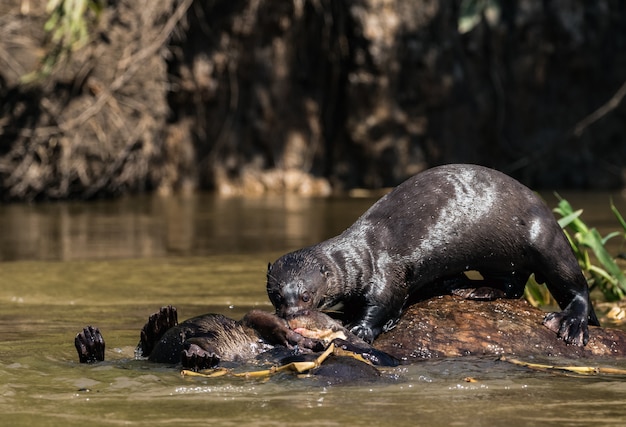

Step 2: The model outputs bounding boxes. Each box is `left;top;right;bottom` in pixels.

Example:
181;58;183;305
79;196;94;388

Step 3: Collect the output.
0;0;191;201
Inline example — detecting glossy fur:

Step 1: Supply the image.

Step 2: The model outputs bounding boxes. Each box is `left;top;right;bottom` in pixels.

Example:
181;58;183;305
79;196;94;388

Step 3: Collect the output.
267;164;599;345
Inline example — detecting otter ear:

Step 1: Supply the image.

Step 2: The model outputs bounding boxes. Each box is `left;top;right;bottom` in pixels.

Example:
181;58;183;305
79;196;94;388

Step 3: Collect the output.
267;262;273;274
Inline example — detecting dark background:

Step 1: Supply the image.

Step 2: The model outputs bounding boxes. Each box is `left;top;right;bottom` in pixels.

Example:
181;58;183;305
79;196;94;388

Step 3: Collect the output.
1;0;625;201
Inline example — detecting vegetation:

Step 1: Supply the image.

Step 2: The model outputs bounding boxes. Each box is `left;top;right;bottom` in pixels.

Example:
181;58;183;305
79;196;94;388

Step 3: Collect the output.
23;0;104;81
458;0;500;34
525;197;626;307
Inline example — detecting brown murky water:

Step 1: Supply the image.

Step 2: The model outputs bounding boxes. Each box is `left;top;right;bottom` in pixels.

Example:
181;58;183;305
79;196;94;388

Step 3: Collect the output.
2;192;626;426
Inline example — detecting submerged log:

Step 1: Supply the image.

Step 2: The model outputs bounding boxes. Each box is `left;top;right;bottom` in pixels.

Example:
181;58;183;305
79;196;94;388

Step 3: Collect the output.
77;296;626;368
374;295;626;361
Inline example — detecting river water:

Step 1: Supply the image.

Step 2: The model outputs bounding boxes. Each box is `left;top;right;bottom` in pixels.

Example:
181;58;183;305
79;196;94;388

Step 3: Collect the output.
2;191;626;426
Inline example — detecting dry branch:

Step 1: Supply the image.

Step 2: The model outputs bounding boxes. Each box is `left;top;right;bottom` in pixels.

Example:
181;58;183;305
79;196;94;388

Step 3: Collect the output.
0;0;191;200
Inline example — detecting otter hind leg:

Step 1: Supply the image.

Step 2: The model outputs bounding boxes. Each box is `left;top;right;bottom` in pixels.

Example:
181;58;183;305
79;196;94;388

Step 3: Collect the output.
138;305;178;358
540;284;598;346
534;242;599;346
75;326;105;363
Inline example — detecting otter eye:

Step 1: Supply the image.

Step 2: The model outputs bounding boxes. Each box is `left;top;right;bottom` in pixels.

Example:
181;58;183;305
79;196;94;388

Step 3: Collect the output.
301;291;310;303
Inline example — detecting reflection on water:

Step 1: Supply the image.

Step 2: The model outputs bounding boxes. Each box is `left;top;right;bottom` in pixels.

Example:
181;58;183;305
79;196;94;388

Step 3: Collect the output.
2;191;626;262
2;190;626;425
0;194;375;262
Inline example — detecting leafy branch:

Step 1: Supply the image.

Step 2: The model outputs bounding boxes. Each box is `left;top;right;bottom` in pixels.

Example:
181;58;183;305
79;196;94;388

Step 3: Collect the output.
22;0;104;82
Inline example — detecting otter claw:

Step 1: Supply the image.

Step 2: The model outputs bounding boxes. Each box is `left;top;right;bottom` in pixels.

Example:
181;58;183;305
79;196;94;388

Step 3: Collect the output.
542;312;588;346
75;326;105;363
138;305;178;357
350;325;375;344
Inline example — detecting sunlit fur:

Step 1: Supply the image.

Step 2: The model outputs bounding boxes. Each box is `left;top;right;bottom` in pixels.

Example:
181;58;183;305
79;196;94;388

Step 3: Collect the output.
267;164;598;345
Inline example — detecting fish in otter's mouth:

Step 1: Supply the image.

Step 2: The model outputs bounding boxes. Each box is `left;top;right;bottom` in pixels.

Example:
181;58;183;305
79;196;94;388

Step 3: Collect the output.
285;310;351;344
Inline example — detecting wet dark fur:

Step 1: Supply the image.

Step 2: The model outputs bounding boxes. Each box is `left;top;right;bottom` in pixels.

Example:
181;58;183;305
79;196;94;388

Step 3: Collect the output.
76;307;397;371
267;164;600;345
137;307;309;369
143;310;268;367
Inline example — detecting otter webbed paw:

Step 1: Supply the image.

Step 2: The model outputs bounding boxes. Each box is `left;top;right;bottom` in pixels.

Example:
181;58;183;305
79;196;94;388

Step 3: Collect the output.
350;324;376;344
75;326;105;363
283;329;325;351
138;305;178;357
542;311;589;346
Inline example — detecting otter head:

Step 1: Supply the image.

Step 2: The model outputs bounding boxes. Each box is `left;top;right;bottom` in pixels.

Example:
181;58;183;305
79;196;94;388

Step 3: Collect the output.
266;251;334;318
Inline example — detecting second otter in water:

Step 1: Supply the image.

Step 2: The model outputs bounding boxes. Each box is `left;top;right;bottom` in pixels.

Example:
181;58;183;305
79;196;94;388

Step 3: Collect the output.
267;164;599;345
76;306;398;370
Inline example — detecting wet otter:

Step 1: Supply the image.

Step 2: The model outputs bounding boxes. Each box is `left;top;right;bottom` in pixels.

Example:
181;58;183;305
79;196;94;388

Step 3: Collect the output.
267;164;599;345
135;307;317;369
75;307;398;370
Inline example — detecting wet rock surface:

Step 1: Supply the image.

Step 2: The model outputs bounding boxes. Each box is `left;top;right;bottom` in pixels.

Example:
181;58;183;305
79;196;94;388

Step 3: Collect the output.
374;295;626;361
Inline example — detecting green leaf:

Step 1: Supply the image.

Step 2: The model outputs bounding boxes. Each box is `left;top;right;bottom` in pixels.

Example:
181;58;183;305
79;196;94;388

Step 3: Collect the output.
557;209;583;228
554;196;589;234
524;276;553;307
579;228;626;293
611;199;626;234
602;231;622;245
44;13;60;32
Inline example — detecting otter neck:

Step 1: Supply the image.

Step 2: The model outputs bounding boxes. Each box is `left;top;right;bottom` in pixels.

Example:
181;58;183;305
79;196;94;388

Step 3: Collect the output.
315;230;381;297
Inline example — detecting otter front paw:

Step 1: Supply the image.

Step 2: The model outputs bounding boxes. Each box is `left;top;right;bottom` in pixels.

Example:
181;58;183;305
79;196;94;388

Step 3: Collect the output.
350;324;376;344
75;326;105;363
542;311;589;346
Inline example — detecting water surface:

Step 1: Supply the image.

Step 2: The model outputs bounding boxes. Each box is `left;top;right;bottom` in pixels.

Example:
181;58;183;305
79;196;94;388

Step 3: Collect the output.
2;191;626;426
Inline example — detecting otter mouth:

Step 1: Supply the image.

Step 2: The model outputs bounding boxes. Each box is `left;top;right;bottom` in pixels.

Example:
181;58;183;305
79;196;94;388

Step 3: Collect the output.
280;305;309;319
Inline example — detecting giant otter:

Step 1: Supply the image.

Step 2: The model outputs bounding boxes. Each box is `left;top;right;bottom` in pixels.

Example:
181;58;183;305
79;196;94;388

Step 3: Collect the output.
75;306;399;371
266;164;599;345
135;307;318;369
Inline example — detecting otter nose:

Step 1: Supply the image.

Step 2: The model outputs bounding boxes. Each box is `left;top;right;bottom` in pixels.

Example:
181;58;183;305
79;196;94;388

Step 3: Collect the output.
282;305;302;318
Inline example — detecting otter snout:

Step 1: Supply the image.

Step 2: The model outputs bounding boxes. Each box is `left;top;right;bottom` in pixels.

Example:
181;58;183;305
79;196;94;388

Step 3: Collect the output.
268;282;318;320
279;305;305;318
277;289;315;315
